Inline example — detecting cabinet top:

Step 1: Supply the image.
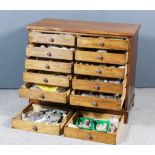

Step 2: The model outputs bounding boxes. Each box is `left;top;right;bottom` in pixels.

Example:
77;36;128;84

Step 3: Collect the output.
27;18;140;37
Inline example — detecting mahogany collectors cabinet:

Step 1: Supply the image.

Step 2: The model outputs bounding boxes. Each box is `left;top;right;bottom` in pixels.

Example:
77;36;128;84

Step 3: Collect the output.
12;19;140;144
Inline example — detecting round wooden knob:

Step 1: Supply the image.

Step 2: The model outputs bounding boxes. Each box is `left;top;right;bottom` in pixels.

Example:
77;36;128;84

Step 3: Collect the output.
94;84;100;90
92;101;97;106
43;78;48;83
49;37;54;42
32;126;38;132
85;134;92;139
96;68;102;74
98;42;104;47
96;55;103;60
45;64;50;69
39;94;45;99
47;52;52;57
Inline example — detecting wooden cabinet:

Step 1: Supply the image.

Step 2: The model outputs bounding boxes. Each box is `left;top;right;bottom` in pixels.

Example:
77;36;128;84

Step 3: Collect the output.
12;18;140;144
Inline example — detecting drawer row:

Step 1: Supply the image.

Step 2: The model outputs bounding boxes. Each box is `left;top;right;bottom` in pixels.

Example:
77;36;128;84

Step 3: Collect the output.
12;103;124;144
29;31;129;50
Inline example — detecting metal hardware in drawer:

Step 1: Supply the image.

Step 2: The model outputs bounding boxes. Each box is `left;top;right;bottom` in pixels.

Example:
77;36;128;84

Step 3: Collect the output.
77;36;129;50
29;31;75;46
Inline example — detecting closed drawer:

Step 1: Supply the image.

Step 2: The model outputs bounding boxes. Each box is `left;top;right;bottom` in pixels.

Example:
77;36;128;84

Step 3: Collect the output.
26;46;74;60
75;50;127;65
12;103;73;135
19;83;70;103
64;111;124;144
23;71;71;87
25;59;73;74
77;36;129;50
74;63;125;79
70;90;126;110
72;76;124;94
29;31;75;46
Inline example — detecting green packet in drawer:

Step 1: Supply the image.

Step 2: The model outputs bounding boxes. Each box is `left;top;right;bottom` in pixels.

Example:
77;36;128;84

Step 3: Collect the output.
92;120;110;132
75;117;94;130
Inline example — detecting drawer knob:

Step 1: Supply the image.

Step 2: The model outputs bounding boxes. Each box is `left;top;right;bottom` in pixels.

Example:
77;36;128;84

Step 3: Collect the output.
85;134;92;139
96;68;102;74
49;37;54;42
98;42;104;47
45;64;50;69
32;126;38;132
92;101;97;106
94;84;100;90
43;78;48;83
39;94;45;99
47;52;52;57
96;55;103;60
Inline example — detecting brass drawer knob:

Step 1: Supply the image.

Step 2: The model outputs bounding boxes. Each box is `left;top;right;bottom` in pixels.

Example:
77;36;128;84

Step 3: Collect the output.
32;126;38;132
94;84;100;90
85;134;92;139
96;55;103;60
47;52;52;57
96;68;102;74
92;101;97;106
39;94;45;99
98;42;104;47
49;37;54;42
45;64;50;69
43;78;48;83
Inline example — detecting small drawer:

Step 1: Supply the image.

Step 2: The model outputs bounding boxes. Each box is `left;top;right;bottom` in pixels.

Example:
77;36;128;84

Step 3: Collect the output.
23;71;71;87
74;63;125;79
29;31;75;46
26;46;74;60
77;36;129;50
19;83;70;103
75;50;127;65
12;103;73;135
25;59;73;74
70;90;126;110
72;76;124;94
64;111;124;144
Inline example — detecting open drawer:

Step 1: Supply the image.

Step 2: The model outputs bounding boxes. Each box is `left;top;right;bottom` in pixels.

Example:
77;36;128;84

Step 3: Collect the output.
70;89;126;110
25;59;73;74
23;71;71;87
74;63;126;79
26;46;74;61
64;111;124;144
12;103;73;135
19;83;70;104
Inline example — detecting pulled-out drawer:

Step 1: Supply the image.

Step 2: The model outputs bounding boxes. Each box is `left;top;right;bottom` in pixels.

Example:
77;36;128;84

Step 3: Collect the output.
74;63;125;79
64;111;124;144
25;59;73;74
12;103;73;135
70;89;126;110
19;83;70;103
72;76;126;94
26;46;74;60
29;31;75;46
75;50;127;65
77;36;129;50
23;71;71;87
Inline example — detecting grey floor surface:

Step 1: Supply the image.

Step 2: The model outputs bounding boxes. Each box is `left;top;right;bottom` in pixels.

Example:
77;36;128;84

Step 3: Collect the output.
0;88;155;145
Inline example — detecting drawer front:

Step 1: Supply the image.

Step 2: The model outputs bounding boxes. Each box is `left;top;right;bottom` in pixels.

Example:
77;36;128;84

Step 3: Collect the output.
29;31;75;46
25;59;72;73
72;78;123;94
74;63;125;79
26;46;74;60
23;72;70;87
75;50;127;65
77;37;129;50
19;84;69;103
70;93;123;110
